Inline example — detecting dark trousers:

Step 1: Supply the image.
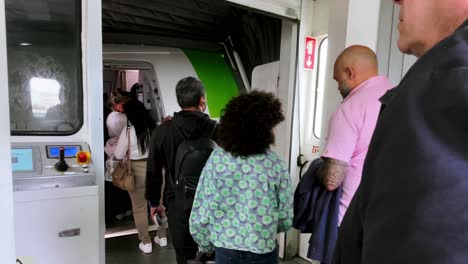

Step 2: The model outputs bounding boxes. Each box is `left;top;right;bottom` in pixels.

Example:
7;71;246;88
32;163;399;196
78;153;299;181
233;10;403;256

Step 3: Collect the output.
215;247;278;264
167;197;198;264
104;181;132;224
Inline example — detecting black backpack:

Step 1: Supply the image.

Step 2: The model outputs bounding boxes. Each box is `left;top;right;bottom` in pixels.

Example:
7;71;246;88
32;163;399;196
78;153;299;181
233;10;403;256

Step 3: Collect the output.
172;121;217;209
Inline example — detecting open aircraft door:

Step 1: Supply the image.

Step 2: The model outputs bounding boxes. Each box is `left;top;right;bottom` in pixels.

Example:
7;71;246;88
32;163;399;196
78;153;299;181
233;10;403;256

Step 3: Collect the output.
1;0;104;263
246;0;300;256
0;0;16;262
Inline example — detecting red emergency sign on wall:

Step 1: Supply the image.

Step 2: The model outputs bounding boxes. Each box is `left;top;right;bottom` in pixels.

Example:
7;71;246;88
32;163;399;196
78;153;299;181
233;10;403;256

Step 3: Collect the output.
312;145;320;154
304;36;316;70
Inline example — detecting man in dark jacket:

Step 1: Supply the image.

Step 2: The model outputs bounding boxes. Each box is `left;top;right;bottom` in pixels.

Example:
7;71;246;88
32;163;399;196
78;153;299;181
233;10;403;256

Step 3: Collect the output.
334;1;468;263
146;77;216;263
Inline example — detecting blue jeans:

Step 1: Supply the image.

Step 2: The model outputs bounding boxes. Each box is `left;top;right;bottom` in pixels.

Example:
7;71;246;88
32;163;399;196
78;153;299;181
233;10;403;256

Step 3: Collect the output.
215;247;278;264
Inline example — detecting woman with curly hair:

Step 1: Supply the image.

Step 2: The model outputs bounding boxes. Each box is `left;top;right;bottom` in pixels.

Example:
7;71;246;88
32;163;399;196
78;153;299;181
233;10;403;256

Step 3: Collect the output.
189;91;293;264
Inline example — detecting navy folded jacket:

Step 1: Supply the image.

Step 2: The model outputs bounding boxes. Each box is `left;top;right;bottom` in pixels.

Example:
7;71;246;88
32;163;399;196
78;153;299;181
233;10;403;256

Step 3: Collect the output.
293;158;342;264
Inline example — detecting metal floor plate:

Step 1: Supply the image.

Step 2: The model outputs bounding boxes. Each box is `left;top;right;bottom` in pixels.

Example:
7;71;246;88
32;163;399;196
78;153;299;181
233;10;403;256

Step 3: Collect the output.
106;232;311;264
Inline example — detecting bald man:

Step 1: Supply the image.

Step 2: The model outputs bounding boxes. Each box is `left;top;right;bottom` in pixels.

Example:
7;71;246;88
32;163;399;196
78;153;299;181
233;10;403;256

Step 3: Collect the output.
318;45;393;225
333;1;468;264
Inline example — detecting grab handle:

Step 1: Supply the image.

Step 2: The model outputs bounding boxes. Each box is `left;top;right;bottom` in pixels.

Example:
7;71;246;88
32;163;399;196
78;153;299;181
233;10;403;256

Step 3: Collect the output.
58;228;80;238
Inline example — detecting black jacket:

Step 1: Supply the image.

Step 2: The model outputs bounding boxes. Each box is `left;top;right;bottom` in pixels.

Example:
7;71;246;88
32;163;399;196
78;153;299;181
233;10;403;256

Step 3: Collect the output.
334;20;468;264
145;110;217;206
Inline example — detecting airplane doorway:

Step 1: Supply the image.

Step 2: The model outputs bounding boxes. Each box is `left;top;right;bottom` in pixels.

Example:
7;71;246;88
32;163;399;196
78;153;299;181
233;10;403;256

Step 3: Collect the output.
102;63;162;240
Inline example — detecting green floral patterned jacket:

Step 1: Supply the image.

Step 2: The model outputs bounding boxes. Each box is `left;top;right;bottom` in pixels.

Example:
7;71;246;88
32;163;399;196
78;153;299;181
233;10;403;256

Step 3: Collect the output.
189;147;293;254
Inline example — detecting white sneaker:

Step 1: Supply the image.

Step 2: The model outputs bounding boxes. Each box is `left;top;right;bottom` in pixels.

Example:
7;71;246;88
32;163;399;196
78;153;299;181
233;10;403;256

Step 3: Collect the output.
154;236;168;247
115;210;132;221
139;242;152;254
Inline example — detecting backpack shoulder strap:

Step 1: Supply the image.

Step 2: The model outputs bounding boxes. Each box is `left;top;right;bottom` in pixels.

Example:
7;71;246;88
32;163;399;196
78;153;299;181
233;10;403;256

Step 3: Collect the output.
171;121;187;186
202;119;217;138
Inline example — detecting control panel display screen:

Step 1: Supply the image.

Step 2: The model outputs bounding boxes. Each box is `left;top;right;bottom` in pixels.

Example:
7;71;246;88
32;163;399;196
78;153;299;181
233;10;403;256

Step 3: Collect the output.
11;148;34;172
47;145;81;158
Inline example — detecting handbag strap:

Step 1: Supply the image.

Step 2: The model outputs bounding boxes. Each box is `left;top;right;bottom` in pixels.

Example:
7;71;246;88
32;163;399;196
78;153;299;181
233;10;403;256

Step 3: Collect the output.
126;126;131;173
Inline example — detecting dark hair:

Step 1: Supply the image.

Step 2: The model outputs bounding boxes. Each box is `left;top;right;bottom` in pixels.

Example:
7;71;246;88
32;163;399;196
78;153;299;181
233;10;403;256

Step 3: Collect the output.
123;99;156;154
175;77;205;108
217;91;285;157
130;83;140;99
113;89;132;104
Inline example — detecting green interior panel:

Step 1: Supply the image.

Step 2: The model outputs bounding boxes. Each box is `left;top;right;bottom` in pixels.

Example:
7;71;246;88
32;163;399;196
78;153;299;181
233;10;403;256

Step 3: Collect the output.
183;49;239;118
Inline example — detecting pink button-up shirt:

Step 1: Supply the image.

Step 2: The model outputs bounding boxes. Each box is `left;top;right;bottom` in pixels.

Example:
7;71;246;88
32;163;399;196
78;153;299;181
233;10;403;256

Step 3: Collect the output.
322;75;393;224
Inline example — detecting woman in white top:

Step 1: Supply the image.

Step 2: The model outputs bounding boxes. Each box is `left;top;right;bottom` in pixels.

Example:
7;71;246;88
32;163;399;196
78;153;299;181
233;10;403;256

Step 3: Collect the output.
107;111;127;138
105;111;127;173
114;99;156;254
104;110;132;224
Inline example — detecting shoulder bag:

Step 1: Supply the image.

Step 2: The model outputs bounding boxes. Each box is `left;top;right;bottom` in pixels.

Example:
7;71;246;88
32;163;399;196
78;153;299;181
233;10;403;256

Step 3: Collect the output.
111;127;136;191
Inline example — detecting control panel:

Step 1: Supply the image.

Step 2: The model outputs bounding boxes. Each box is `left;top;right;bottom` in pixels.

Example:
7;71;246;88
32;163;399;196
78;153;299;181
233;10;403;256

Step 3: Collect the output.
11;142;95;191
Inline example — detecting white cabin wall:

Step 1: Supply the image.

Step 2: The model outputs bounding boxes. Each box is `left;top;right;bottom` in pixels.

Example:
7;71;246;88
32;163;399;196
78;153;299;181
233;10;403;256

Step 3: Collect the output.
277;19;298;260
377;2;417;85
84;0;105;263
320;0;382;150
345;0;381;49
0;186;15;263
297;0;315;157
297;0;329;159
296;0;327;261
319;0;349;151
0;0;16;262
311;0;328;36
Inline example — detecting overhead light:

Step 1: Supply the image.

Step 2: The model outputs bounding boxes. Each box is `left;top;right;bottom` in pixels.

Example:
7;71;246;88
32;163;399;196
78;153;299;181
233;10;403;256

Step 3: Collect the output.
19;43;32;46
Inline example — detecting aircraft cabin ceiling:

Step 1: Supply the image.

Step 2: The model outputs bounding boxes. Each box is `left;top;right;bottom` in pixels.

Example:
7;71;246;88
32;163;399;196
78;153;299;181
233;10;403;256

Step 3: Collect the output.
102;0;283;81
103;0;237;44
102;0;280;46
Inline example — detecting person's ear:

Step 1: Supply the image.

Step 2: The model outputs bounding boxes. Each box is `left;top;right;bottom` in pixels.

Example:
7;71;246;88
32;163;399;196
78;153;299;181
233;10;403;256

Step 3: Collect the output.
199;96;206;111
345;67;355;81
